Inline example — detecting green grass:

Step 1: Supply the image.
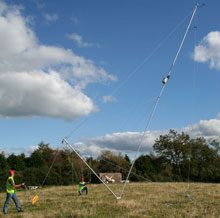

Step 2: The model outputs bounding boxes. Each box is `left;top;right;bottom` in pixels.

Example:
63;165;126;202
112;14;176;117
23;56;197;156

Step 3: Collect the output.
1;182;220;217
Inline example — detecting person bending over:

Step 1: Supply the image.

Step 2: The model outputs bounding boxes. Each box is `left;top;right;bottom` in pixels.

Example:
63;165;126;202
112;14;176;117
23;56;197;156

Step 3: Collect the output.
78;177;88;195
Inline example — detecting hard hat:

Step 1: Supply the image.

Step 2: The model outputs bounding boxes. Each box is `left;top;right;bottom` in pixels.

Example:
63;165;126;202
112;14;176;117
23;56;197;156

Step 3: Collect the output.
9;170;14;175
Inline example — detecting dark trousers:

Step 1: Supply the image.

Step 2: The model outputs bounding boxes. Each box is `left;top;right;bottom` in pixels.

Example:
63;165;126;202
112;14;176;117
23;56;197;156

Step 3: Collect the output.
3;193;21;214
78;186;88;195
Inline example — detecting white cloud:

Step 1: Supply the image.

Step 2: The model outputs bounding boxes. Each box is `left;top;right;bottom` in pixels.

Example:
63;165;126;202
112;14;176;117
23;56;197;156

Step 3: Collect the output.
71;115;220;156
24;145;39;154
11;145;39;155
182;118;220;141
194;31;220;70
0;1;116;120
66;33;99;48
43;13;59;22
1;144;63;156
72;130;168;156
102;95;117;103
0;70;97;120
73;142;107;156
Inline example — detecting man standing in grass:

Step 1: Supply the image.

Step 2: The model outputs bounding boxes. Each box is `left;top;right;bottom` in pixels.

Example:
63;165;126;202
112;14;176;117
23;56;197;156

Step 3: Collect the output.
3;170;25;214
78;177;88;195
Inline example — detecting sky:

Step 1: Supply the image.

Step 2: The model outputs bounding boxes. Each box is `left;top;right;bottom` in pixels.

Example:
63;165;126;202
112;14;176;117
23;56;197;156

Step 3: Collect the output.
0;0;220;157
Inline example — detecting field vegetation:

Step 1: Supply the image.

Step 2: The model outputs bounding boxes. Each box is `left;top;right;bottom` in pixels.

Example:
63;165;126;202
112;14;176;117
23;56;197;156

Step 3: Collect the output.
1;182;220;217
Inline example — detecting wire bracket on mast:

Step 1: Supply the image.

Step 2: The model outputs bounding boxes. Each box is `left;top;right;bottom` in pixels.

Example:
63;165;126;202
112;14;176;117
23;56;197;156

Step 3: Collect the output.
162;75;170;84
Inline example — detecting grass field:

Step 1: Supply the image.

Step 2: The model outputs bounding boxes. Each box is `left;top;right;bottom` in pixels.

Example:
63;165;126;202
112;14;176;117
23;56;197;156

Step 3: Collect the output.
1;182;220;217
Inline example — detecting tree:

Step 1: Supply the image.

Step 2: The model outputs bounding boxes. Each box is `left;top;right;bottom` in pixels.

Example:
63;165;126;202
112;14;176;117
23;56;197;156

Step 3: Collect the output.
7;153;26;170
153;130;220;182
124;154;131;163
153;129;191;179
0;152;9;191
30;150;47;168
0;152;8;170
134;155;155;181
98;151;131;179
190;138;220;182
37;141;54;166
16;153;26;170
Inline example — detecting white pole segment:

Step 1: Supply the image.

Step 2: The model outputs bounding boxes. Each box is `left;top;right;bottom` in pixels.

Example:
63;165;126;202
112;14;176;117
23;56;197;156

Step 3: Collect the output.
62;138;119;199
168;3;198;76
119;85;166;198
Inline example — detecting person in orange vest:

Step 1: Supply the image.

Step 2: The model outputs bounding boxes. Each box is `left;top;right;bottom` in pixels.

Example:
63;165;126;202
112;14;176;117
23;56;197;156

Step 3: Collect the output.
3;170;25;214
78;177;88;195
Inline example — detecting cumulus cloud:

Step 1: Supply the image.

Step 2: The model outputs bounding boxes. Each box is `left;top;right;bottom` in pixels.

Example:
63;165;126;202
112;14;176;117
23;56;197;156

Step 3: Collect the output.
72;130;168;156
194;31;220;70
0;1;116;120
43;13;59;22
11;145;39;155
0;144;41;156
24;145;39;154
182;118;220;141
0;71;97;119
73;142;107;156
102;95;117;103
71;115;220;156
66;33;99;48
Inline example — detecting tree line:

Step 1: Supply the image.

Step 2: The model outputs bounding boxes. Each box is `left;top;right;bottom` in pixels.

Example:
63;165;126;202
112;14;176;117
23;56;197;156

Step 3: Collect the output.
0;130;220;191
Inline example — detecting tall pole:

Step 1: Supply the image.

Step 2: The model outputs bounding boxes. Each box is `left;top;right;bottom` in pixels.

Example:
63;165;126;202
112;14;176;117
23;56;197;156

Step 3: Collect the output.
119;3;199;198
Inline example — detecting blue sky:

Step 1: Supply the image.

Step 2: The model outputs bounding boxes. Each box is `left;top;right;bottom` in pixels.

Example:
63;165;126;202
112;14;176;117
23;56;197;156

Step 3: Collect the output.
0;0;220;156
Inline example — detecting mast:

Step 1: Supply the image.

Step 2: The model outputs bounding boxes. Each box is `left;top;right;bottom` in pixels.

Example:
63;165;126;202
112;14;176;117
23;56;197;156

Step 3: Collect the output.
119;3;199;199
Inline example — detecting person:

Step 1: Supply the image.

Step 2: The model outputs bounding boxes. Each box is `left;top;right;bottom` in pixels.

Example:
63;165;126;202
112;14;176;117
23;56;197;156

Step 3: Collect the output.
78;177;88;195
3;170;25;214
